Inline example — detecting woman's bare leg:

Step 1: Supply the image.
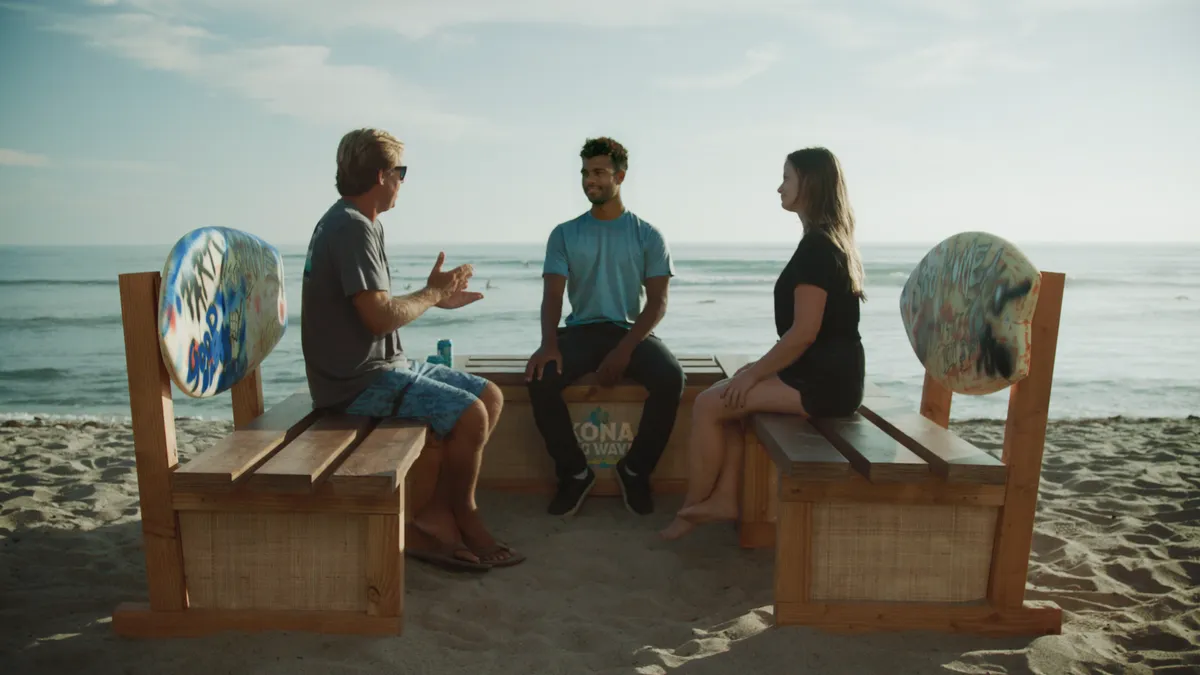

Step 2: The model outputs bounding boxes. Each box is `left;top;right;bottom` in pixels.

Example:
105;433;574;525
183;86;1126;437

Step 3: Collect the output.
660;376;807;540
677;420;745;523
658;385;729;539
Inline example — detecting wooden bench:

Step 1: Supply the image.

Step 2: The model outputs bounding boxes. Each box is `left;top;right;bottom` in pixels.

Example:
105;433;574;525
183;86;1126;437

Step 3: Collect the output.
435;354;734;496
112;272;428;638
737;271;1067;636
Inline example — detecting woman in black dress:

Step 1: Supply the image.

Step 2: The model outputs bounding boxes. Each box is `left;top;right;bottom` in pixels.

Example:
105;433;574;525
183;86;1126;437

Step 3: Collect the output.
660;146;867;540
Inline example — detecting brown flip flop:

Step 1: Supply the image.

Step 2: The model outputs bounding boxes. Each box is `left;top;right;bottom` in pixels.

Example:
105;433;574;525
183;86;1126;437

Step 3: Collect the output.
406;541;491;572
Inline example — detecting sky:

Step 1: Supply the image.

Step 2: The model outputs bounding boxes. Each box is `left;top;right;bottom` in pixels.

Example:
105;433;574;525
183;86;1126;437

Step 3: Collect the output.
0;0;1197;247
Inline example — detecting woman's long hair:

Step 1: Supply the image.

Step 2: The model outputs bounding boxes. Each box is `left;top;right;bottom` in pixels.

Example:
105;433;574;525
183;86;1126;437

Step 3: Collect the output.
787;147;866;301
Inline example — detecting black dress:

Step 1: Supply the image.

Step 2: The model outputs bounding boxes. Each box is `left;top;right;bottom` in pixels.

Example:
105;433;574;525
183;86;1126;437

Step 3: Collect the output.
772;230;865;418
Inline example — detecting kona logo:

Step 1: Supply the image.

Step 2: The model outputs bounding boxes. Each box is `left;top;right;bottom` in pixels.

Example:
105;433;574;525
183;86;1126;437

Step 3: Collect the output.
573;406;636;468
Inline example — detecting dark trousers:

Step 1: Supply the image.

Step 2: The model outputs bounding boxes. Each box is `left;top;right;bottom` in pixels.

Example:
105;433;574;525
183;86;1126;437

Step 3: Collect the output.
527;322;685;481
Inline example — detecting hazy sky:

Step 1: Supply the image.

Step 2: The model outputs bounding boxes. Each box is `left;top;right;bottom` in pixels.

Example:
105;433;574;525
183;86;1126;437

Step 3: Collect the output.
1;0;1197;247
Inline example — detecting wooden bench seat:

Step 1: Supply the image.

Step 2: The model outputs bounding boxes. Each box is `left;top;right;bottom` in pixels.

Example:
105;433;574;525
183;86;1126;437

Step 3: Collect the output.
737;271;1067;637
452;353;734;496
112;272;428;638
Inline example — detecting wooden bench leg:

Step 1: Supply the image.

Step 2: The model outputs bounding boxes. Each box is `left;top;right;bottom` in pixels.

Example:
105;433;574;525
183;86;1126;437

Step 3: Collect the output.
738;425;776;548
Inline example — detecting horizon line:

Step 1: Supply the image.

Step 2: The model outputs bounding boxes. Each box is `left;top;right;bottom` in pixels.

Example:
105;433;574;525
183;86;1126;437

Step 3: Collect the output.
3;239;1199;248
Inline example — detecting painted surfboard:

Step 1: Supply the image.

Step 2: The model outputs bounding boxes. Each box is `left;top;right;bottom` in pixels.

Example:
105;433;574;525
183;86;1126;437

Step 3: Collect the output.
899;232;1042;396
157;227;287;398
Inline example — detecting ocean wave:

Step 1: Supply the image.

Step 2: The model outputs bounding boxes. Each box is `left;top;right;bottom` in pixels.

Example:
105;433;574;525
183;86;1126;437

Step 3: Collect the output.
0;367;71;381
0;316;122;330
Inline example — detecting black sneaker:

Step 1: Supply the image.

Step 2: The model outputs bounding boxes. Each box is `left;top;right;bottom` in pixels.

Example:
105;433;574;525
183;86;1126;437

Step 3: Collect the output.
547;467;595;516
615;458;653;515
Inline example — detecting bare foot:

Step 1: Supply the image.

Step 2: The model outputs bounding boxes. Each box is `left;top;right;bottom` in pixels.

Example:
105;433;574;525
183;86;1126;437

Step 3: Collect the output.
659;516;696;540
456;509;521;565
678;498;739;524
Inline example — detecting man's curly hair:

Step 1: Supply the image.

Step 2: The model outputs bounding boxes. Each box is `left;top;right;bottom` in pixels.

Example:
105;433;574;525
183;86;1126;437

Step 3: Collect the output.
580;137;628;173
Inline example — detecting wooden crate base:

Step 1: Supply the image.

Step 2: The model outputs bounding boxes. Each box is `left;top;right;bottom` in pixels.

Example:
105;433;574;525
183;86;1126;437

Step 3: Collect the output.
112;602;402;637
775;600;1063;636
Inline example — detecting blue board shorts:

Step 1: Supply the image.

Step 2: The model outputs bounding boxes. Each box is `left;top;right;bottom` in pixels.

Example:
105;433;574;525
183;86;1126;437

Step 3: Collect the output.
345;361;488;438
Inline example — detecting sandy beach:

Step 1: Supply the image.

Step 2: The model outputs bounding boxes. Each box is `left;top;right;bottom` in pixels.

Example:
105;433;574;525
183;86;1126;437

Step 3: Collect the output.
1;416;1197;674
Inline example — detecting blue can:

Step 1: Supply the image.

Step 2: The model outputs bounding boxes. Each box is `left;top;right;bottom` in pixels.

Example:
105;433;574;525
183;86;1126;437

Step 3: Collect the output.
437;339;453;366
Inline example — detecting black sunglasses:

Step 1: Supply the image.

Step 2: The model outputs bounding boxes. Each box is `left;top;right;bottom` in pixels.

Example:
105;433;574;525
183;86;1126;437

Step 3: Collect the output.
394;165;407;180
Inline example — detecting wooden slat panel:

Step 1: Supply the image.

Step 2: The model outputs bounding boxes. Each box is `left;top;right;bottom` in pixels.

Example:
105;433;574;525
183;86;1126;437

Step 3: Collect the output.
112;602;403;637
464;362;727;387
811;414;930;483
753;414;850;479
230;367;265;429
248;415;375;493
714;354;752;380
173;391;322;492
860;407;1007;485
172;489;401;514
329;420;427;497
781;473;1006;506
774;600;1062;636
990;271;1066;609
117;271;187;612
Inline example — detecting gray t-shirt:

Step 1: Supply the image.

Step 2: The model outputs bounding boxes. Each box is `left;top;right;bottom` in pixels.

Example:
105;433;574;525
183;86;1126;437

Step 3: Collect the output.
301;199;406;409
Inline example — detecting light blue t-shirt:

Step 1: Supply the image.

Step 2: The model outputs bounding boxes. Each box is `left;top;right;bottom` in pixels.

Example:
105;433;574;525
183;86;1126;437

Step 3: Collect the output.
543;210;675;328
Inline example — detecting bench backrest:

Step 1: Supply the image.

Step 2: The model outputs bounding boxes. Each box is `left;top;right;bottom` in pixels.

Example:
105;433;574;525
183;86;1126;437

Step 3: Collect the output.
156;227;287;400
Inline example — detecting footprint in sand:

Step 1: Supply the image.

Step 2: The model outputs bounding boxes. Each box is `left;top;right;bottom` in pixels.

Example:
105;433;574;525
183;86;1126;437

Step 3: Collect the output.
1105;561;1175;595
100;467;130;482
1114;626;1196;654
58;483;97;501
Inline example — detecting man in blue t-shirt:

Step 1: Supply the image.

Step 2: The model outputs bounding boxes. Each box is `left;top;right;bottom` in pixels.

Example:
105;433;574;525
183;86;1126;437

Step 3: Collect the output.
525;137;685;517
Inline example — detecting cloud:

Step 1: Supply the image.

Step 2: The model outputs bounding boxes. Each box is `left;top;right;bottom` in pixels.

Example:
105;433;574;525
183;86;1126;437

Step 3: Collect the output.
32;5;487;139
0;149;51;167
658;45;783;91
869;38;1041;88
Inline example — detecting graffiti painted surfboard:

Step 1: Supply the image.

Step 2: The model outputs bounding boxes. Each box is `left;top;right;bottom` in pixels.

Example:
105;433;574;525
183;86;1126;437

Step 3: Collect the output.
899;232;1041;396
158;227;287;398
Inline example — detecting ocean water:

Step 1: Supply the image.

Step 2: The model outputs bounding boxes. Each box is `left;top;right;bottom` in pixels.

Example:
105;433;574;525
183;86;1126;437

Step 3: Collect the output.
0;241;1197;422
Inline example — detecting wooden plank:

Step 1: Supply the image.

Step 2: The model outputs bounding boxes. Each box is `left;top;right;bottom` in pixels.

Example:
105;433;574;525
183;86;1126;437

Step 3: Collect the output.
173;391;322;491
365;515;403;618
714;353;752;380
464;358;727;387
329;420;427;497
111;602;403;637
248;415;375;493
810;414;930;483
172;489;401;514
753;414;850;479
230;366;265;428
860;407;1007;484
118;271;187;612
989;271;1066;609
920;371;953;428
780;473;1006;506
774;600;1062;636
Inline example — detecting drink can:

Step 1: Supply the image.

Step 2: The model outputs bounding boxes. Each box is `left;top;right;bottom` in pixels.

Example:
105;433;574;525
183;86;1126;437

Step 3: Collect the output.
437;339;453;366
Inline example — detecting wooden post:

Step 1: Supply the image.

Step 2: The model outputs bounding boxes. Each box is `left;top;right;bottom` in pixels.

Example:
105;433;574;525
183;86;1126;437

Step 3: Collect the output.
988;271;1066;608
773;498;812;610
230;366;265;428
739;424;775;549
920;372;953;428
117;271;188;612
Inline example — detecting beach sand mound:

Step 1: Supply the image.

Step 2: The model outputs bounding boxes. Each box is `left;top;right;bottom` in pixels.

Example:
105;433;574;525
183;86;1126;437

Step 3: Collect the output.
1;417;1197;674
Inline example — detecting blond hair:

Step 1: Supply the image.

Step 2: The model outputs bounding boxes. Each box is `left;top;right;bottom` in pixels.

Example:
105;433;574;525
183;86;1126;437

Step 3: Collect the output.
335;128;404;197
787;147;866;300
